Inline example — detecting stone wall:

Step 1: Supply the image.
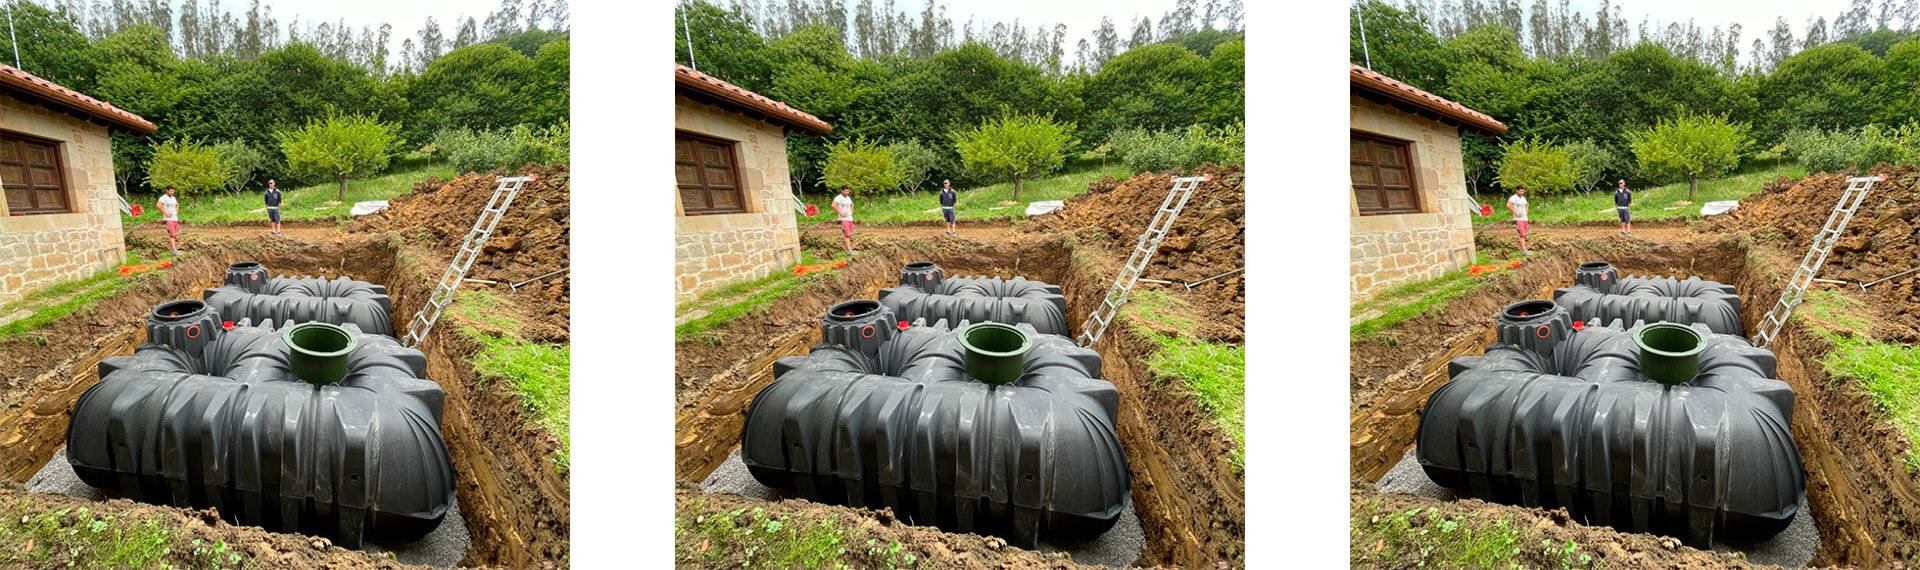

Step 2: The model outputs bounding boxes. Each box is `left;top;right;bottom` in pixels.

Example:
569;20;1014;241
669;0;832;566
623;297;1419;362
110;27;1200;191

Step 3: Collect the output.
0;95;125;306
1350;96;1477;304
674;93;803;305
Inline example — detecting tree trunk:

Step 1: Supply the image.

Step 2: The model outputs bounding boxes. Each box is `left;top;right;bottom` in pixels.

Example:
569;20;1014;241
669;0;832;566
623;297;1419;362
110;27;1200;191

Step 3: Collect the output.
338;175;349;201
1013;175;1024;202
1688;176;1697;201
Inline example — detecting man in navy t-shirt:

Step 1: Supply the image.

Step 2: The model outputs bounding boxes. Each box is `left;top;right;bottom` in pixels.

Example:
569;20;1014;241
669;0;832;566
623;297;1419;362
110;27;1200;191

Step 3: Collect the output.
938;179;957;236
1613;179;1632;236
264;179;283;236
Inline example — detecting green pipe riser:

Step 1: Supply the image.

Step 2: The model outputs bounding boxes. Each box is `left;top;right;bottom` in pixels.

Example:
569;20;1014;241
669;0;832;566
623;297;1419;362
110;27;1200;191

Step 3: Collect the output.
1634;322;1706;385
283;322;359;385
959;322;1033;385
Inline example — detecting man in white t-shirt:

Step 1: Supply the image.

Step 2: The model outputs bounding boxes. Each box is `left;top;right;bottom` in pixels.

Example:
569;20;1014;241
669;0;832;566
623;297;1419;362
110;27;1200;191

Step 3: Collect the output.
832;185;856;255
156;185;181;254
1506;184;1529;255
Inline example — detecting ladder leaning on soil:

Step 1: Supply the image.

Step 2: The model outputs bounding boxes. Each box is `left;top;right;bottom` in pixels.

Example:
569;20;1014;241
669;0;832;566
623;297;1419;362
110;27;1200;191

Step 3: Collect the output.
1751;174;1882;349
402;174;535;349
1076;175;1209;347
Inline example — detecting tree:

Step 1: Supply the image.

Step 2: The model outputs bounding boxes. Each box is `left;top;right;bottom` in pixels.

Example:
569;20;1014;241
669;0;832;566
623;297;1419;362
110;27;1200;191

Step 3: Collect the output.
146;137;231;196
820;138;905;195
406;44;538;144
211;140;270;195
277;114;398;200
1083;43;1211;143
1629;113;1749;200
951;113;1072;201
888;139;941;192
1562;139;1620;193
1494;138;1576;195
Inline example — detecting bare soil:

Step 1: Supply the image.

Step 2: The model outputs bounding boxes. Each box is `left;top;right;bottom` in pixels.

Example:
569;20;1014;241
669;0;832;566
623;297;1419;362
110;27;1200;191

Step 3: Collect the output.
1349;208;1920;567
677;199;1246;568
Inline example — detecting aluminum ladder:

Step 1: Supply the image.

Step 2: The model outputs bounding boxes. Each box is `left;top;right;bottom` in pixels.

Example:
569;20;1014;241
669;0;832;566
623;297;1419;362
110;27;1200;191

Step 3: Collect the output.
1751;174;1881;348
402;175;534;348
1076;175;1209;347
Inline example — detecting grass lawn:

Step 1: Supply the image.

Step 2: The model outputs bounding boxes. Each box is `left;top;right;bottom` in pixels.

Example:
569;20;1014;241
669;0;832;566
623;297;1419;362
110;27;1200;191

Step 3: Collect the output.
796;164;1132;226
1126;289;1246;472
0;247;177;344
673;248;841;341
448;289;570;473
1349;247;1523;343
1474;162;1806;226
120;164;455;227
1798;289;1920;469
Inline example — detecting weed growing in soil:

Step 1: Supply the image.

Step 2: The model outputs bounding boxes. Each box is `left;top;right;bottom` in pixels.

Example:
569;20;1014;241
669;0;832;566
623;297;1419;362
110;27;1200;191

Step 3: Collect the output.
1128;290;1246;471
451;289;572;472
676;499;856;569
0;503;174;568
1351;501;1599;569
1802;290;1920;469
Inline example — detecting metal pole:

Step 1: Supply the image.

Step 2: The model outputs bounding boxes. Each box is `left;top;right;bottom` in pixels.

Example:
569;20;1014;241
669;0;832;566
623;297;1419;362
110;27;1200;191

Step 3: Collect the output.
680;2;698;71
7;1;20;70
1356;1;1373;69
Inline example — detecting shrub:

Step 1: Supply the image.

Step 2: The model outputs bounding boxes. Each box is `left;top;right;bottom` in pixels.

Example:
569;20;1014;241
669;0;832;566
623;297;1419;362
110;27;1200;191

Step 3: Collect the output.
145;137;231;196
1562;139;1621;194
210;140;270;195
820;138;904;195
1494;138;1576;195
1782;123;1920;172
434;122;570;174
952;113;1074;201
1106;121;1245;173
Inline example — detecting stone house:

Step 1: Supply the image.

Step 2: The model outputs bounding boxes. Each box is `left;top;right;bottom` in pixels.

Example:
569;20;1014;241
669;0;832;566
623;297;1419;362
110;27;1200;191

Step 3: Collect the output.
0;64;158;306
1350;65;1507;303
674;65;832;304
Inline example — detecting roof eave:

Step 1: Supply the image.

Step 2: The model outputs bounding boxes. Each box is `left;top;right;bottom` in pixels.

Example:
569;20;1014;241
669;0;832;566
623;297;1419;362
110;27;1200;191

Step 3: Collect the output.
1350;74;1507;135
673;74;832;136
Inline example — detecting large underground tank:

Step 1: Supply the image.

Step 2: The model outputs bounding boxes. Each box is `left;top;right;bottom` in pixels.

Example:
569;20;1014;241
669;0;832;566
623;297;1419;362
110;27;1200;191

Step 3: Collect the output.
739;299;1129;548
202;261;396;336
878;261;1070;336
65;300;455;548
1552;261;1744;335
1415;299;1805;547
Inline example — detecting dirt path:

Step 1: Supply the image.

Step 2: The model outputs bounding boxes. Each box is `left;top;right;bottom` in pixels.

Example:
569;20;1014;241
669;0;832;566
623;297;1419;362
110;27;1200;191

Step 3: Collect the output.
129;220;343;241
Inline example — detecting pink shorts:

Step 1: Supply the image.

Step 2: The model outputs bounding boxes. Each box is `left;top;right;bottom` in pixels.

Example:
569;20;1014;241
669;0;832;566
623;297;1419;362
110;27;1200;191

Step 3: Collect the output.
1515;220;1529;237
840;220;854;237
166;220;180;237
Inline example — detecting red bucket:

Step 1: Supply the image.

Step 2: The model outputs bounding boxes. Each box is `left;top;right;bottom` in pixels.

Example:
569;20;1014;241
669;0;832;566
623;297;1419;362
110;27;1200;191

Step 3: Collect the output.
130;204;143;217
805;204;818;217
1479;204;1493;217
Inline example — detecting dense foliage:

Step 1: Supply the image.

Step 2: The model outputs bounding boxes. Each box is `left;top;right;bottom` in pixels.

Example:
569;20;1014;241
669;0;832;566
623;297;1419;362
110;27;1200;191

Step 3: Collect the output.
1106;122;1245;173
1494;138;1576;196
952;114;1074;201
1353;0;1920;190
1627;114;1749;200
278;114;399;200
820;138;906;195
433;123;571;174
145;137;229;196
676;0;1246;194
1;0;569;195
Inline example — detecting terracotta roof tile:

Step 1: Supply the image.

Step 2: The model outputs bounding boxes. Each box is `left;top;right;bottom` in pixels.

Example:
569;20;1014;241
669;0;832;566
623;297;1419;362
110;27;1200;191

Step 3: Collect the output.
0;63;156;134
1351;65;1506;134
675;65;832;134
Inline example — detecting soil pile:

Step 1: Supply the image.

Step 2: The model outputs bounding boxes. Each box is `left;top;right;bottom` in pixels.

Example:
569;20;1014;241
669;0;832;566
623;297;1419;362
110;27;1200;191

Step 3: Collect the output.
1025;164;1246;342
1711;165;1920;339
356;165;571;342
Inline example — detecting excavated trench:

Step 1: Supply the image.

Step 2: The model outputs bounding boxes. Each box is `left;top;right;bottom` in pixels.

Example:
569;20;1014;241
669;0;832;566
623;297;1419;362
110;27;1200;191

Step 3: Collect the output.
1350;238;1920;567
674;237;1245;568
0;237;566;569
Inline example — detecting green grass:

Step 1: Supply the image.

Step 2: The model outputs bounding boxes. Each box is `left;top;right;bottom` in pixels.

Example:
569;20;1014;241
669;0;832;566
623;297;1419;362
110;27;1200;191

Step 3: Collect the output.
797;165;1132;226
1475;162;1806;225
1351;501;1598;569
0;248;175;344
0;501;254;569
1126;289;1246;471
1349;248;1520;343
448;289;570;472
120;164;455;226
1799;290;1920;469
675;501;857;569
674;249;839;341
